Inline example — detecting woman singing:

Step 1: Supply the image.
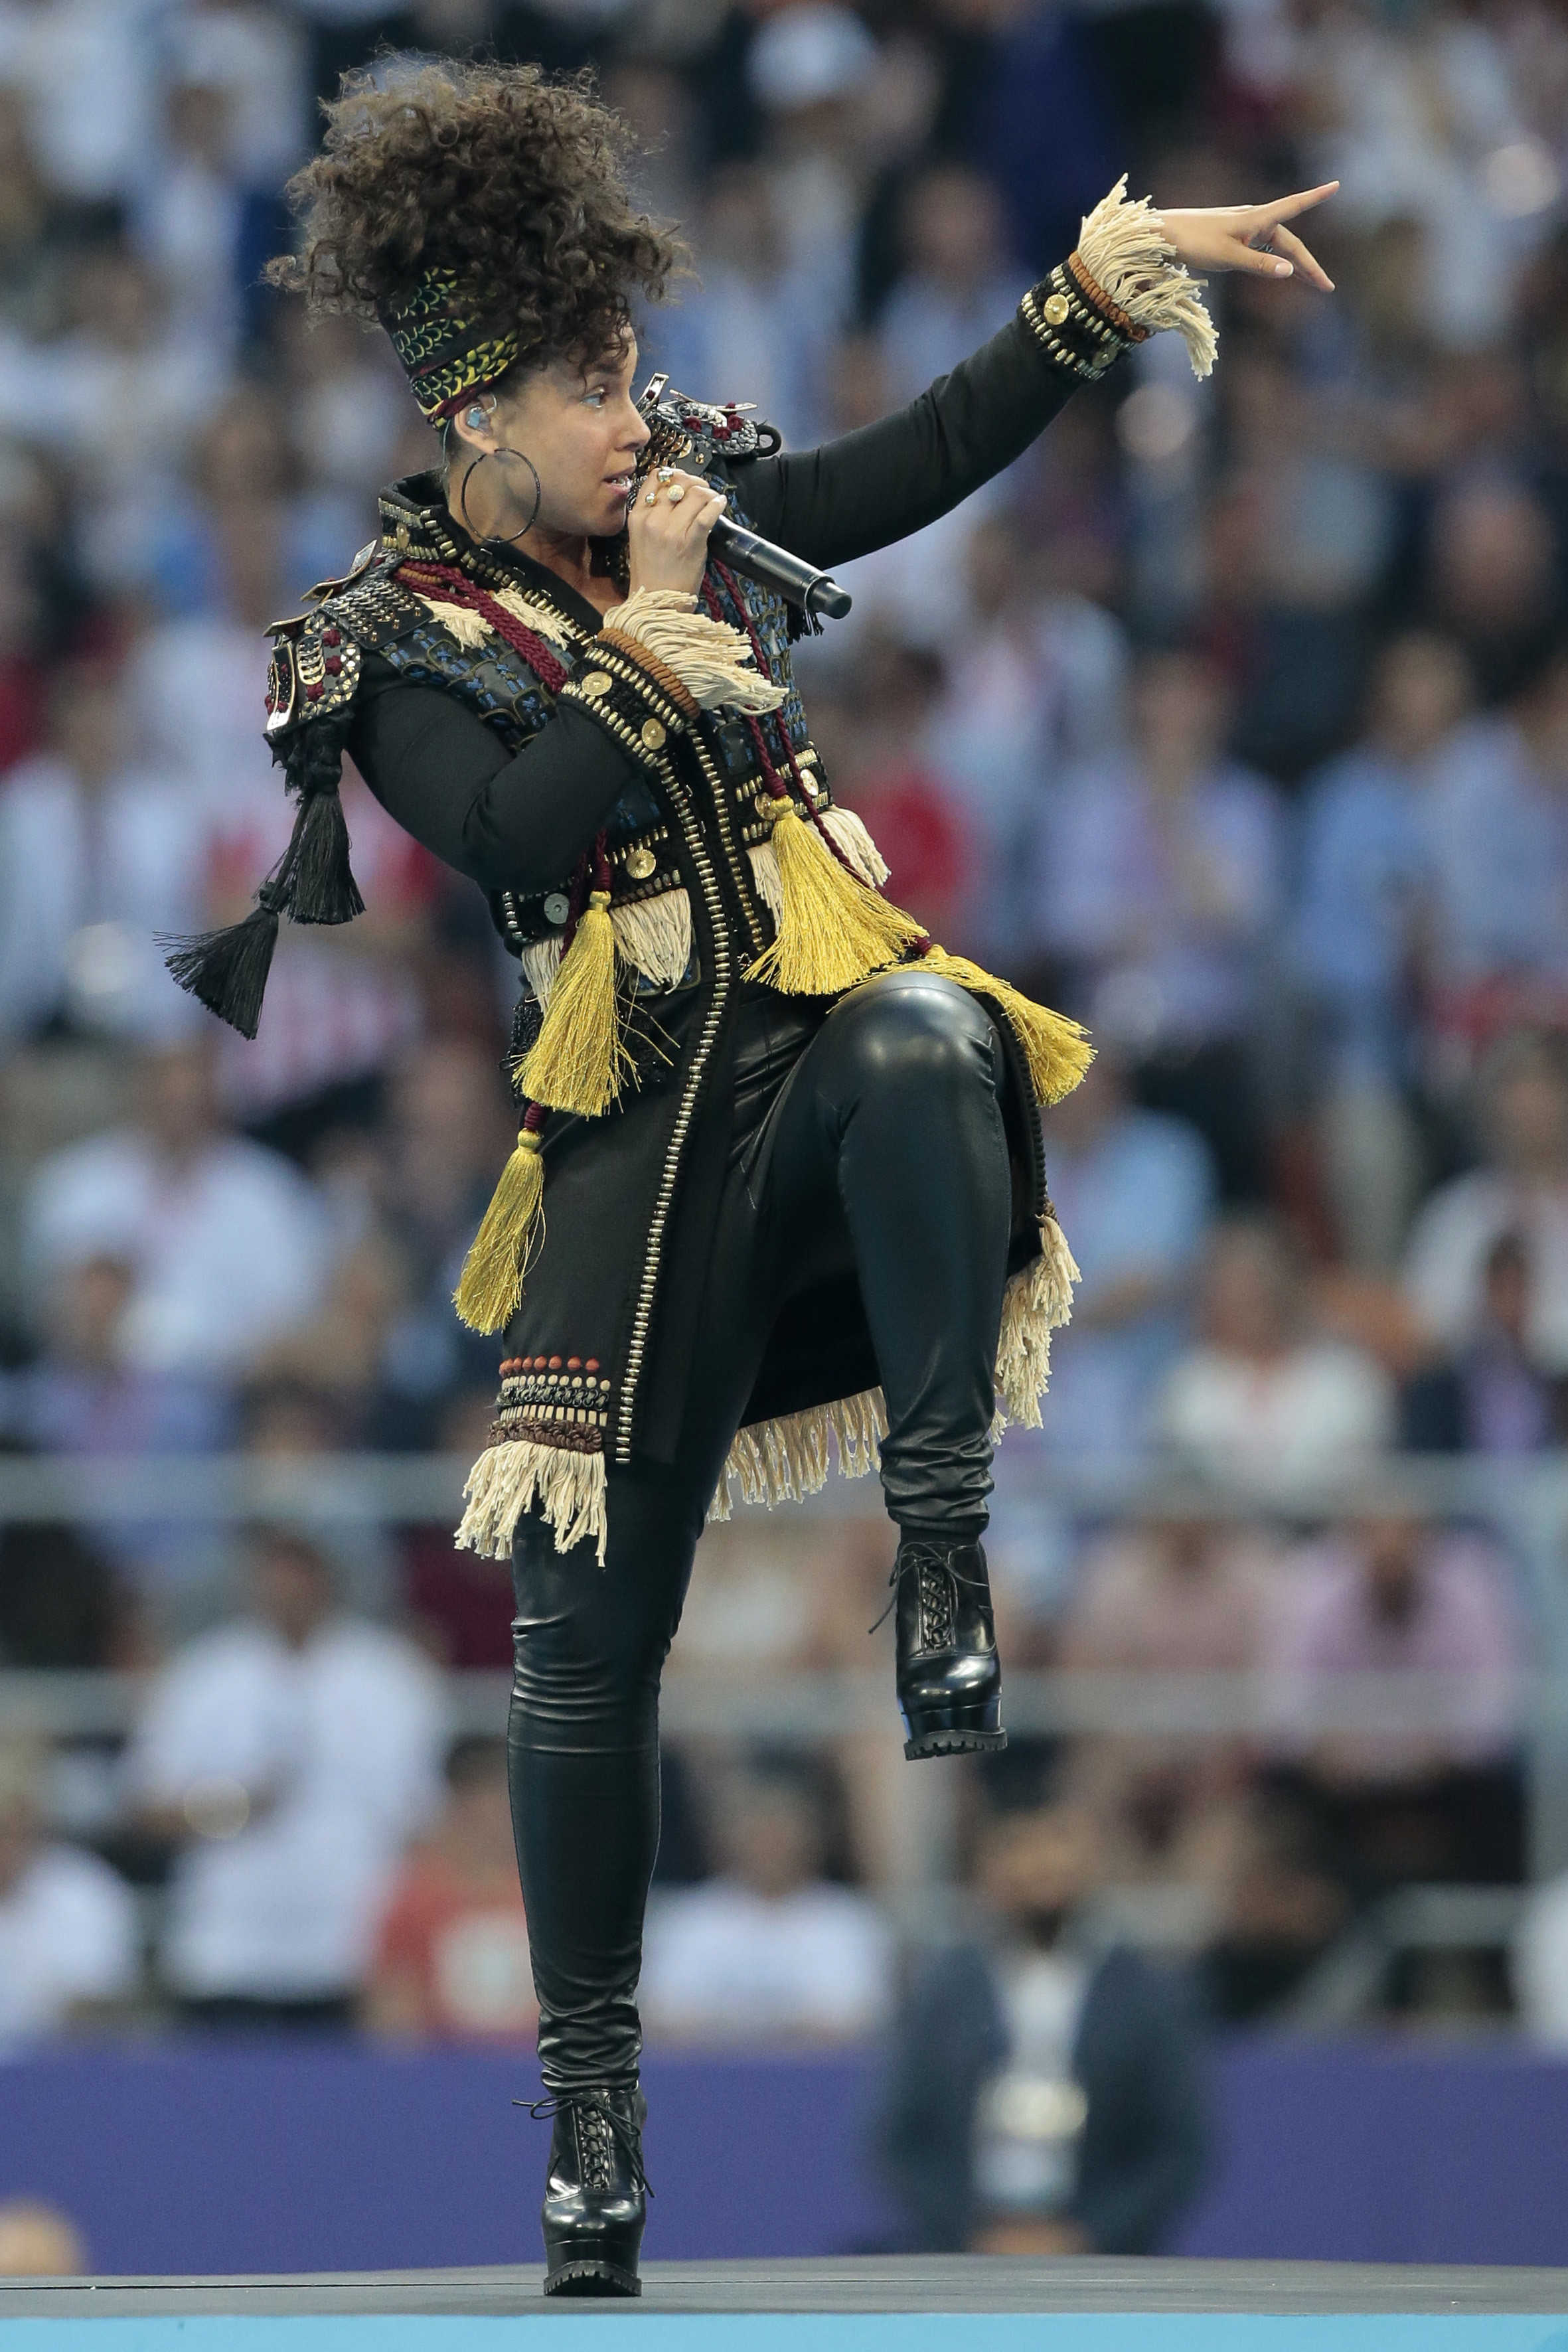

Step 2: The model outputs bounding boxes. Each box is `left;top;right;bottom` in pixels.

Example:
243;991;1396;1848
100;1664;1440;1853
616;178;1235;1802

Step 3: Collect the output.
167;62;1334;2296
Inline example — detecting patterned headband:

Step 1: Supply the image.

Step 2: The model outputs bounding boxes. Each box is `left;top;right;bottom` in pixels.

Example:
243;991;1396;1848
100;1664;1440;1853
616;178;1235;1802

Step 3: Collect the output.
380;267;523;422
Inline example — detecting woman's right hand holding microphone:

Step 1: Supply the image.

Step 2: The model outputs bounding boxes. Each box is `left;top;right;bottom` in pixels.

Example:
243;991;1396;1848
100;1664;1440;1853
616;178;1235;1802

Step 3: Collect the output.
626;465;728;599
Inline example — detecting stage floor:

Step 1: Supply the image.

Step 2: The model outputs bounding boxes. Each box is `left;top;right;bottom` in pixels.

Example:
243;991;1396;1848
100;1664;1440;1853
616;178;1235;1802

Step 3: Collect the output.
5;2256;1568;2315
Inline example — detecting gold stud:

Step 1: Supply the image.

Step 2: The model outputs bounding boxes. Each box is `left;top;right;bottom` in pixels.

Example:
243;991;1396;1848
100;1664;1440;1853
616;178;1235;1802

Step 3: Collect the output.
1044;291;1071;325
641;718;666;749
625;846;657;880
580;670;611;698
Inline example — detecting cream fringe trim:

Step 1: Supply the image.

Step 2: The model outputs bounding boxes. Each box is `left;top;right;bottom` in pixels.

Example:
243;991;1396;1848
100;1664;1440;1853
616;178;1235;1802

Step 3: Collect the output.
455;1439;609;1565
748;807;888;925
706;1213;1080;1522
819;804;890;887
994;1214;1081;1431
747;838;784;926
519;937;562;1010
409;584;584;653
495;586;575;647
411;591;489;648
606;589;786;715
1077;173;1217;381
708;1386;888;1523
519;894;692;1011
612;888;692;989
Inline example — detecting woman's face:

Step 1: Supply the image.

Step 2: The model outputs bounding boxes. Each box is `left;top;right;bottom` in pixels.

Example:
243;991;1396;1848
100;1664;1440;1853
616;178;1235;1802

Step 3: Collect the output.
449;335;651;544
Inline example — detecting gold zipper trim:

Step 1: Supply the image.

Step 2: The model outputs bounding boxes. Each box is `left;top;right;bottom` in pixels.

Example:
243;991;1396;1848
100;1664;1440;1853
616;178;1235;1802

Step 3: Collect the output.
613;751;734;1462
688;727;765;959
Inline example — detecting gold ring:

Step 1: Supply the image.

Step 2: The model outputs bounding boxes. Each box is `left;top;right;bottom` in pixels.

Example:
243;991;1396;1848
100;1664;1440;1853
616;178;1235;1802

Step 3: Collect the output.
656;467;676;483
666;484;687;505
644;487;659;505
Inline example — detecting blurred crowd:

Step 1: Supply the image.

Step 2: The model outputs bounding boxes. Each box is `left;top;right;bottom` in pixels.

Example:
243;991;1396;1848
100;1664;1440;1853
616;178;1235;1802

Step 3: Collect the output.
4;0;1568;2240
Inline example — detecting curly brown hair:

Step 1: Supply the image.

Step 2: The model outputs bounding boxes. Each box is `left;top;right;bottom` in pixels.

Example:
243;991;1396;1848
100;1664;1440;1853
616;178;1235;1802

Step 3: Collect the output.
266;61;688;373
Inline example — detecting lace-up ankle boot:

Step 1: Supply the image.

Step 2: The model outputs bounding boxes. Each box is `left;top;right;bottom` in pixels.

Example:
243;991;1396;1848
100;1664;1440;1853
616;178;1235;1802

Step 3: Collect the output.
888;1536;1007;1760
533;2086;649;2296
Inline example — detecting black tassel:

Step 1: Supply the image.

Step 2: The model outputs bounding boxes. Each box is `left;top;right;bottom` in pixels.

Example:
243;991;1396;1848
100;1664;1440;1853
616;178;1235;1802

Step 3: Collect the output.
785;603;824;643
289;786;365;925
285;720;363;926
160;884;284;1040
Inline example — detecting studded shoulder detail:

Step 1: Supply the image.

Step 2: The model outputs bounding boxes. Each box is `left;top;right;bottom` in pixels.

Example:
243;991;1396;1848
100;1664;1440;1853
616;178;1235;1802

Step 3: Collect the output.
262;556;428;740
635;376;781;471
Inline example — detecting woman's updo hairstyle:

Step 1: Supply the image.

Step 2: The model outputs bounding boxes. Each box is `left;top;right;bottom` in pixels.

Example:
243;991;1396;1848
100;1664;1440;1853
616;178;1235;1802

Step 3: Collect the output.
266;60;688;401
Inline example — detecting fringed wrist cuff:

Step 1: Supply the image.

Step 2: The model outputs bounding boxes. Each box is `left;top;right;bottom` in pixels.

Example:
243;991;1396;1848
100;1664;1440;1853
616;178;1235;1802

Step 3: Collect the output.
1075;173;1217;380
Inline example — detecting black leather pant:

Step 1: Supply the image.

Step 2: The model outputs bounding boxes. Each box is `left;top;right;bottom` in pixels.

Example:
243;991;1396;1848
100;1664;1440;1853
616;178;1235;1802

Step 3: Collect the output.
509;971;1014;2090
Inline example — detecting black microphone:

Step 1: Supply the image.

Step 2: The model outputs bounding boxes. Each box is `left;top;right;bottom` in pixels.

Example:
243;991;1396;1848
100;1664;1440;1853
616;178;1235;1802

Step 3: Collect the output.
707;512;853;623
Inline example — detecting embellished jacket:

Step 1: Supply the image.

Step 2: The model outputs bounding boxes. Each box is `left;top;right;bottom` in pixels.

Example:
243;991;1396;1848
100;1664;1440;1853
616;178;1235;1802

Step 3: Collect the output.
171;200;1217;1566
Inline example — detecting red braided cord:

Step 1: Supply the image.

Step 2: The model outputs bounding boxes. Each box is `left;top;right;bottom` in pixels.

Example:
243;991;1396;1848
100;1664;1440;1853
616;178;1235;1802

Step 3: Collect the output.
395;560;571;694
700;573;788;801
705;562;882;889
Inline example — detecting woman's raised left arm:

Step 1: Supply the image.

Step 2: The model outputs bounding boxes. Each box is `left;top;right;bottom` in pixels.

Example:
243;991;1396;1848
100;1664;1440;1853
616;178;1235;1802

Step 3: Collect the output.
733;179;1336;572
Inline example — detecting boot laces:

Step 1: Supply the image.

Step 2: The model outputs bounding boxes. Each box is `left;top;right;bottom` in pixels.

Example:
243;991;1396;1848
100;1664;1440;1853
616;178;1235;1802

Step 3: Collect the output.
868;1543;988;1642
518;2090;653;2197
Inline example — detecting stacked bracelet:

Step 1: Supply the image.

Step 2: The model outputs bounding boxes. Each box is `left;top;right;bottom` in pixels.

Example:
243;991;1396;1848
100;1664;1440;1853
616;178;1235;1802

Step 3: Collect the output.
1020;259;1136;384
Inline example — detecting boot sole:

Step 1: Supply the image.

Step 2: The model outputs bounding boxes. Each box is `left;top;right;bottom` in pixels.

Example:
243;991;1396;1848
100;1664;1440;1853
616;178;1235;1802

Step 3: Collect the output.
904;1725;1008;1760
544;2260;641;2298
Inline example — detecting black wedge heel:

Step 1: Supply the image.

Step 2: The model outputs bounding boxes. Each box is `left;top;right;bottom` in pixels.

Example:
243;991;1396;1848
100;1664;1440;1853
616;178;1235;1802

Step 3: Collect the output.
876;1537;1008;1761
526;2087;649;2297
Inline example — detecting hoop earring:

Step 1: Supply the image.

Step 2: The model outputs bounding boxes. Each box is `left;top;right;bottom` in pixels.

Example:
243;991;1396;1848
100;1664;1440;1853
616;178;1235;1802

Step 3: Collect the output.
457;446;543;546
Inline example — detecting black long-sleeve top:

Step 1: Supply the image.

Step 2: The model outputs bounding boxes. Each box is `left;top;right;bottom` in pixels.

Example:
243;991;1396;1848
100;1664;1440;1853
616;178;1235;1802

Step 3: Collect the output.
347;303;1083;894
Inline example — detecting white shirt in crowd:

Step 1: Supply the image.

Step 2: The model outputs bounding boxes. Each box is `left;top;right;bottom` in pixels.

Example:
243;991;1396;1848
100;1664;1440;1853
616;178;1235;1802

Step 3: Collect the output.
123;1615;445;2001
25;1127;331;1378
974;1948;1092;2217
1153;1339;1395;1493
0;1842;139;2048
640;1879;890;2043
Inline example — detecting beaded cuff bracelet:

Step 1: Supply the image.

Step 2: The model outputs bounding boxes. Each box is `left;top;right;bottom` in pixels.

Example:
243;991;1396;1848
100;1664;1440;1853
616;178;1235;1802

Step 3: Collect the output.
1020;259;1137;384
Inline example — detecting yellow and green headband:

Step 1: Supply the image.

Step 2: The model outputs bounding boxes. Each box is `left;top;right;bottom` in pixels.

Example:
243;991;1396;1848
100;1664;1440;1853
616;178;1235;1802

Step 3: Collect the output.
380;268;522;422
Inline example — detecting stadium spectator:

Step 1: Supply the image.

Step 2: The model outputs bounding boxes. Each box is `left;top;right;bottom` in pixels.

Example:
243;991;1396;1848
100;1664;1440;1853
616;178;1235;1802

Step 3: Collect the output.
0;653;208;1044
122;1525;445;2026
1028;645;1285;1201
1420;649;1568;1054
1401;1228;1568;1454
1153;1215;1395;1493
1058;1508;1279;1863
1192;1787;1350;2025
876;163;1019;404
1262;1511;1524;1888
925;516;1130;966
640;1765;890;2045
365;1734;535;2042
1405;1033;1568;1376
1291;631;1473;1268
0;1738;139;2047
877;1800;1208;2254
1035;1052;1215;1461
23;1036;332;1381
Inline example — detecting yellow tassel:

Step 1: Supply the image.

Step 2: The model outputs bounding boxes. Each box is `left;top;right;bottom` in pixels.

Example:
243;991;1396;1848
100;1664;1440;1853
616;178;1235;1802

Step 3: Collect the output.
745;803;927;995
518;891;631;1117
453;1126;545;1335
919;947;1095;1105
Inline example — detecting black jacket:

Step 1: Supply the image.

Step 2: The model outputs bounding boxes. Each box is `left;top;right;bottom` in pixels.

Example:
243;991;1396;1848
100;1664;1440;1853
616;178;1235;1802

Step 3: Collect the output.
876;1938;1210;2254
258;277;1121;1546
